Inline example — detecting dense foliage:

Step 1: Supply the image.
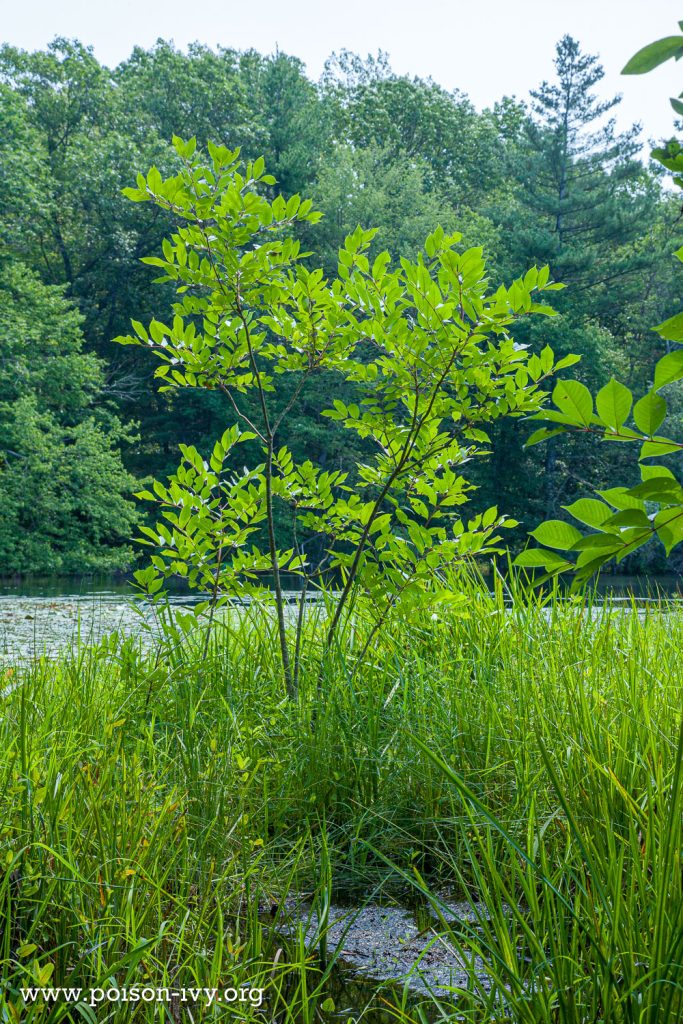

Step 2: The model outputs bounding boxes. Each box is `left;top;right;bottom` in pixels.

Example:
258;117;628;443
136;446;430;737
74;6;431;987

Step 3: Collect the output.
120;139;573;692
0;261;138;571
0;33;680;572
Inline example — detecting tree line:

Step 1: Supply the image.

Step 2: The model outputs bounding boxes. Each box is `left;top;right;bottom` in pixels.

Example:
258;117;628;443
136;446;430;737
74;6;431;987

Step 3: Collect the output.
0;33;680;574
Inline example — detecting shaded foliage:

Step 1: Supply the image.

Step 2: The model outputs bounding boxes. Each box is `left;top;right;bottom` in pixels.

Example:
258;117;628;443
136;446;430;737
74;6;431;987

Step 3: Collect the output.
0;261;138;571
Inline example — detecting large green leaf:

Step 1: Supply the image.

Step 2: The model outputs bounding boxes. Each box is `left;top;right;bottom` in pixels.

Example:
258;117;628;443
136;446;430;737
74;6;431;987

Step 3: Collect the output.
641;464;676;481
603;509;652;530
571;533;622;553
622;36;683;74
562;498;613;529
515;549;570;569
524;426;565;448
654;507;683;554
639;438;682;460
615;530;652;563
654;312;683;342
598;487;645;511
633;390;666;435
530;520;583;550
628;477;683;505
654;349;683;390
552;379;593;426
595;378;632;430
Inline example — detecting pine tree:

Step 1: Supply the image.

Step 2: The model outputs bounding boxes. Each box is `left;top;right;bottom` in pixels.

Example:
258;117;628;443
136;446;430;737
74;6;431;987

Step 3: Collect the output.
523;35;652;309
491;36;662;518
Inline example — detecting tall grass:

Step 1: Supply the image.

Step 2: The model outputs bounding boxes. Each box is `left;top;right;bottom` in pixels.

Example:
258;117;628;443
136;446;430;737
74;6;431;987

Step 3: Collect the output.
0;575;681;1021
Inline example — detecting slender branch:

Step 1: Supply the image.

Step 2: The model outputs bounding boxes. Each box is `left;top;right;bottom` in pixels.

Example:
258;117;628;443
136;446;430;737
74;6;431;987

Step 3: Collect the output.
185;168;293;695
217;381;266;442
272;370;312;436
323;304;482;658
202;537;225;661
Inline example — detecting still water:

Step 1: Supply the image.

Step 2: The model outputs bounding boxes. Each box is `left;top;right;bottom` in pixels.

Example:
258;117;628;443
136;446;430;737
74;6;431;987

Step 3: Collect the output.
0;574;320;658
0;575;190;658
0;573;681;659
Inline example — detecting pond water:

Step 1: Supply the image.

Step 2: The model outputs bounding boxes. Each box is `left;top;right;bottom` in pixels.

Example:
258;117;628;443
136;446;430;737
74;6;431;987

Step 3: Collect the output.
0;575;325;659
0;577;187;659
0;573;681;661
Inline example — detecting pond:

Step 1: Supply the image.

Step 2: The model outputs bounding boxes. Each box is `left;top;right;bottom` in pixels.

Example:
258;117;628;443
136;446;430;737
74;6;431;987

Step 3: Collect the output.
0;574;320;659
0;573;681;660
0;575;209;659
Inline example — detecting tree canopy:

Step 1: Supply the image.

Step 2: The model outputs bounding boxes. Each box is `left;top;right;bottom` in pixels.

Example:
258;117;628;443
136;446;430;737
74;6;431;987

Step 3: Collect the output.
0;33;679;574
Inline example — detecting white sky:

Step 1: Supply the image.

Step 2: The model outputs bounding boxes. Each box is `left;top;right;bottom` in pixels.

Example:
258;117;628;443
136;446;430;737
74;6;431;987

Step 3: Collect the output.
2;0;682;146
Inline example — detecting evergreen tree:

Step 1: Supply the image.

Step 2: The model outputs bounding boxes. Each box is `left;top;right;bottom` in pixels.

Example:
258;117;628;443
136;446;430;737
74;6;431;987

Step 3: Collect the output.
239;50;330;195
488;36;664;519
489;35;661;324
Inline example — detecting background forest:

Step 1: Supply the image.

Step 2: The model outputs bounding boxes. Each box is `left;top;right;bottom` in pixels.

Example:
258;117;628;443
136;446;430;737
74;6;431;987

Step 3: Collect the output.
1;33;680;574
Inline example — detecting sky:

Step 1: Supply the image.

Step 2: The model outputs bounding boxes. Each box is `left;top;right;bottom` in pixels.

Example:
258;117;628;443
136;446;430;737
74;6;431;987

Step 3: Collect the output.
2;0;682;147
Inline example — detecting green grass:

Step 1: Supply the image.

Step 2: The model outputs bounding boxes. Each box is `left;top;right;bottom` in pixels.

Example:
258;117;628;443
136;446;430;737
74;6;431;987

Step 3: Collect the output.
0;575;681;1021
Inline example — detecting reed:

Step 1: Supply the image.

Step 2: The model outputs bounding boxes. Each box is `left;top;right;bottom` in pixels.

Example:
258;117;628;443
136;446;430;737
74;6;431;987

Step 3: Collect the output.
0;574;681;1021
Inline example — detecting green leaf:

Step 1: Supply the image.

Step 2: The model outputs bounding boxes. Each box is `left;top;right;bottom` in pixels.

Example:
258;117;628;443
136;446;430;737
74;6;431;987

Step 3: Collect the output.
622;36;683;74
628;476;683;502
615;530;652;563
562;498;613;529
524;427;565;448
654;507;683;554
573;550;617;578
552;379;593;426
530;520;583;550
654;349;683;389
603;509;652;530
595;378;632;430
654;312;683;342
639;438;682;460
554;354;581;371
633;390;666;435
121;186;148;203
515;549;571;569
571;533;622;553
598;487;645;511
630;475;680;496
641;464;676;481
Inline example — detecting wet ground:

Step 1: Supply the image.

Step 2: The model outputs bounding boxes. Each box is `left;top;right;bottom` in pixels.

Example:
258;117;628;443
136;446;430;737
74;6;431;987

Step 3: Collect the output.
279;897;503;1004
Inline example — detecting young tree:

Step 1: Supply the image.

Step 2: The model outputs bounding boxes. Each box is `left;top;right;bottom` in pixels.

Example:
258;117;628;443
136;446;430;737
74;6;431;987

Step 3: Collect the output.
119;139;570;695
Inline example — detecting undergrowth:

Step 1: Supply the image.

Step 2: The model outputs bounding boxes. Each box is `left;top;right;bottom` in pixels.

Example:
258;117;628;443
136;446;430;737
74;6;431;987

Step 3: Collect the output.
0;574;681;1021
